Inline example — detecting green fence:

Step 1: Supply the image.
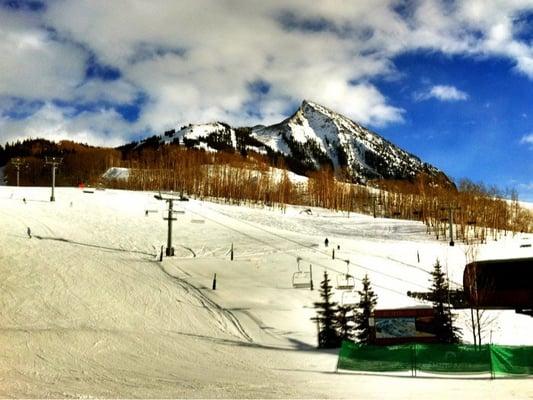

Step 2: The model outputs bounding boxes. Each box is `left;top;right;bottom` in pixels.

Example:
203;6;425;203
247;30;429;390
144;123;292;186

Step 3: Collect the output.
337;341;533;377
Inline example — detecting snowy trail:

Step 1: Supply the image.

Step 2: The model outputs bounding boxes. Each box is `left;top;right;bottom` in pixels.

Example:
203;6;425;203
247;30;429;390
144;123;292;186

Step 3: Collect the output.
1;187;532;398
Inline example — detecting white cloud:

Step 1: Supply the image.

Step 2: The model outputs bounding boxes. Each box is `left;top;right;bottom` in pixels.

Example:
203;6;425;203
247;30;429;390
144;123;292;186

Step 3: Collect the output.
416;85;470;101
1;0;533;145
0;11;87;100
520;133;533;146
0;102;132;147
41;1;410;129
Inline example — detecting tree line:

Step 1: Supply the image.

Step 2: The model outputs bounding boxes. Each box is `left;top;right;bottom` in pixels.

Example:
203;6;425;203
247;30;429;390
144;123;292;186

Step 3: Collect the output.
1;139;120;186
3;139;532;236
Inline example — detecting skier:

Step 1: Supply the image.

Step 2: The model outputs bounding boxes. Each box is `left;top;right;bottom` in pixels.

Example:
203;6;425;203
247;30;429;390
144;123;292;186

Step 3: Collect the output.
22;198;26;204
27;227;31;239
324;238;329;247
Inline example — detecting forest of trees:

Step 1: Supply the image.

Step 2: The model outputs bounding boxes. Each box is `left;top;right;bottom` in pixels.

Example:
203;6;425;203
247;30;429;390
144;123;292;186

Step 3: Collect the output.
1;139;120;186
2;138;532;239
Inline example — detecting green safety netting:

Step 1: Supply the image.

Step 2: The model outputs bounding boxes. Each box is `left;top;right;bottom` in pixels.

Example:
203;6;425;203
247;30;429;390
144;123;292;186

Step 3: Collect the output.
491;345;533;375
337;341;533;377
414;343;491;373
337;341;413;372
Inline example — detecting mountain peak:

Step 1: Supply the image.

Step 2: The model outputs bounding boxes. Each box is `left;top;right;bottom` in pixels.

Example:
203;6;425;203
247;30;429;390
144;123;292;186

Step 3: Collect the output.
299;99;332;114
144;100;450;185
254;100;448;184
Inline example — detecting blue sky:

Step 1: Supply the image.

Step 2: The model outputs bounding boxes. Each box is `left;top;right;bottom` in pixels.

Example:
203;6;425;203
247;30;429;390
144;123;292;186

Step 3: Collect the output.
0;0;532;200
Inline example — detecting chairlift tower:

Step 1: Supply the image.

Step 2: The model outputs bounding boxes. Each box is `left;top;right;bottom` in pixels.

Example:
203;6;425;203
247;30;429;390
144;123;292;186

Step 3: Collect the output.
441;204;460;246
45;157;62;202
154;191;189;257
10;158;24;186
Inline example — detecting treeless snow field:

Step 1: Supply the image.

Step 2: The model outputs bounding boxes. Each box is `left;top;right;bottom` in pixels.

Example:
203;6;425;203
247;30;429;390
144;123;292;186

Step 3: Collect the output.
1;187;532;398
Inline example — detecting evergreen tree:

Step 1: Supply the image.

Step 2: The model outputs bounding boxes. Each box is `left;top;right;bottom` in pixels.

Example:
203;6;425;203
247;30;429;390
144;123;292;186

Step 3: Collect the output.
312;271;340;348
430;259;461;343
335;304;354;342
354;274;378;344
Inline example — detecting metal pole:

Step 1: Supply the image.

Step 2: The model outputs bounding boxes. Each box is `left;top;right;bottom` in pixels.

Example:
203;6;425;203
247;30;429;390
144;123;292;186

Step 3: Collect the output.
51;164;56;202
166;199;175;256
309;264;313;291
11;158;23;187
45;157;62;202
449;207;454;246
155;192;187;257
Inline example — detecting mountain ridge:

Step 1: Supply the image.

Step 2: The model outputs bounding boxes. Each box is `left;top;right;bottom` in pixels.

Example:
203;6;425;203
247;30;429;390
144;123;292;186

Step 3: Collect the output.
156;100;451;185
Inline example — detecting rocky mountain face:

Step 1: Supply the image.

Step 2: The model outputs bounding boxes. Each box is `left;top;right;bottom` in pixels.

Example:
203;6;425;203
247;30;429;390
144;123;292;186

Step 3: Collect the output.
153;100;450;184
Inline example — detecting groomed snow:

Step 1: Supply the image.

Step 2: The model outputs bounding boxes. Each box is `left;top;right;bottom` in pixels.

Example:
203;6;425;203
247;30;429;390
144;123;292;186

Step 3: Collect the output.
1;186;532;398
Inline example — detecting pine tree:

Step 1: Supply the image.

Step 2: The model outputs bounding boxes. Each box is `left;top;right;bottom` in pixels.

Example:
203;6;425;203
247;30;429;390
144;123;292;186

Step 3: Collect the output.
335;304;354;342
430;259;461;343
354;274;378;344
312;271;340;348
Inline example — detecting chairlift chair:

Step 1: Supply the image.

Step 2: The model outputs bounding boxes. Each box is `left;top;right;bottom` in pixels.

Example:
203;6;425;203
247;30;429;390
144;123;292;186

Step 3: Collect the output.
340;290;358;306
336;260;355;290
292;257;312;289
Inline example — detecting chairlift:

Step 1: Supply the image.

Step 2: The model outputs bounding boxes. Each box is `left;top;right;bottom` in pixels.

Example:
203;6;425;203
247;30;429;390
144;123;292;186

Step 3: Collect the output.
341;290;358;306
292;257;312;289
336;260;355;290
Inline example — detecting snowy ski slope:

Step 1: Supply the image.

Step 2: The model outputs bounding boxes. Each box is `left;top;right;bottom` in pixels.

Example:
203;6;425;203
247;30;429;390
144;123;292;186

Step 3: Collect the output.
1;186;532;398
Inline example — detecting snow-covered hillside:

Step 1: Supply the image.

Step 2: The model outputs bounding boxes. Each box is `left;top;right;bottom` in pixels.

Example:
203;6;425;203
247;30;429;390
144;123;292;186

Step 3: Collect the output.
1;187;532;398
164;122;237;149
253;100;445;182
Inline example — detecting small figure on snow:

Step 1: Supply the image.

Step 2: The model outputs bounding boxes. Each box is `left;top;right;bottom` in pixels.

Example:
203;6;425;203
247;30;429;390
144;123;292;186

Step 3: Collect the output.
324;238;329;247
27;227;31;239
145;210;149;216
22;198;26;204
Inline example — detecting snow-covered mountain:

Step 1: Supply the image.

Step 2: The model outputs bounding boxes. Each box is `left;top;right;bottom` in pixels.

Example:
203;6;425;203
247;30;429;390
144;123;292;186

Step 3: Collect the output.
156;100;450;184
252;100;447;183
